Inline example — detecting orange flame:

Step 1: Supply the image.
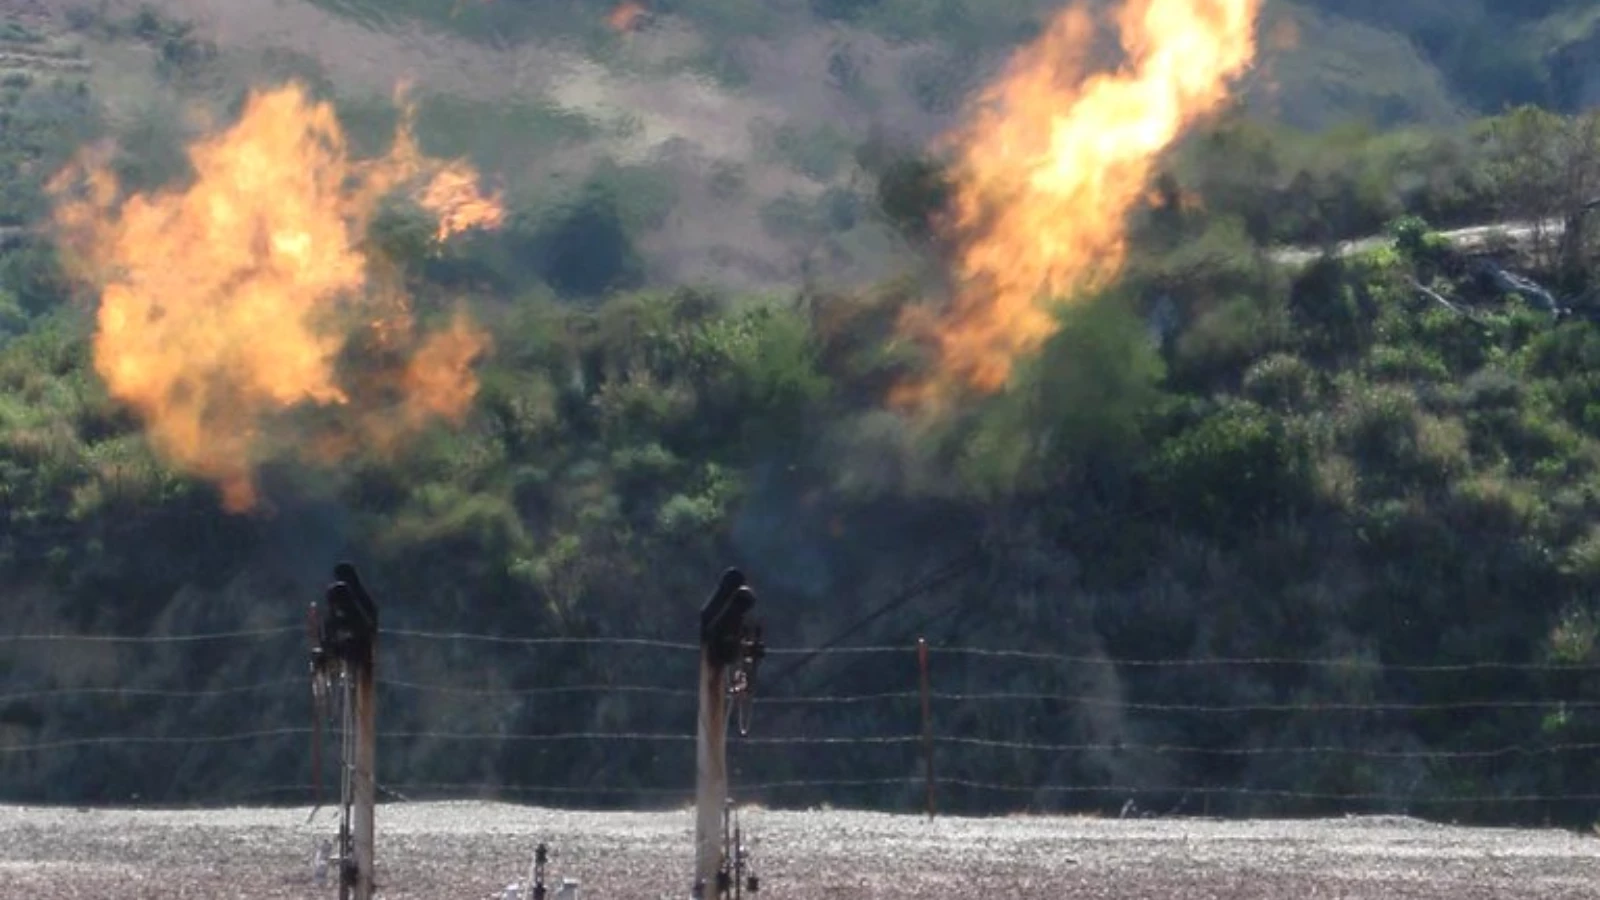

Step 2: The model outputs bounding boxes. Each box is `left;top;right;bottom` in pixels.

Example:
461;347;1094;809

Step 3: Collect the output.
417;166;507;240
607;1;648;33
894;0;1262;409
49;82;503;512
401;313;488;427
383;88;507;241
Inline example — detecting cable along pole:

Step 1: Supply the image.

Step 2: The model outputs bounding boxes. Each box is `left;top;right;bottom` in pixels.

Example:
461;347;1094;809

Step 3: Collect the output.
308;562;379;900
693;568;764;899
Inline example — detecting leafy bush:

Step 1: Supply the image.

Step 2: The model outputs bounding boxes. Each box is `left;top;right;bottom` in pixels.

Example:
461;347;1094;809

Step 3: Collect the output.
1171;293;1291;388
957;291;1169;497
1243;352;1321;410
1153;399;1314;534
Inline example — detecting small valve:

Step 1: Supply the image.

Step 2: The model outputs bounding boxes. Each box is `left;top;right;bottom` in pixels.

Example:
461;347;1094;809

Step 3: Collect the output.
311;838;331;886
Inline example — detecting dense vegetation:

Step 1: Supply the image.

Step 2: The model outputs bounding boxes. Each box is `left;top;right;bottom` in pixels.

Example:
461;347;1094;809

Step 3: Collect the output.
3;2;1600;826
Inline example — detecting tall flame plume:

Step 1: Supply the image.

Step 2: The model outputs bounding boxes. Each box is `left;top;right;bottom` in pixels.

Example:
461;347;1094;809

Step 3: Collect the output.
895;0;1262;409
49;82;505;512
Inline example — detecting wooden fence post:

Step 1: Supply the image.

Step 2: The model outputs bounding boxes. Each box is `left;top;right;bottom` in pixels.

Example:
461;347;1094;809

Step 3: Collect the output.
695;569;756;896
319;563;378;900
695;639;730;893
351;635;377;900
918;637;935;821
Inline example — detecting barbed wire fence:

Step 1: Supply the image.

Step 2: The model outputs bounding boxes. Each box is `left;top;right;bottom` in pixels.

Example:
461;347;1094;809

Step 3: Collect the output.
3;623;1600;823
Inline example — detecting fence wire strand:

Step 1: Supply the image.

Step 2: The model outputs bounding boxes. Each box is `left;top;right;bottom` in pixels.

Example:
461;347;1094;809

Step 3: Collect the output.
8;728;1597;760
0;626;301;644
7;625;1600;813
10;625;1598;672
225;779;1600;808
16;677;1600;717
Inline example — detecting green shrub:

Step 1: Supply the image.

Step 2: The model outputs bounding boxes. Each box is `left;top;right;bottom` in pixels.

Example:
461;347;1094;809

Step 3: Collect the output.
1020;291;1167;466
1337;383;1472;489
1287;257;1379;363
1364;343;1449;382
1243;352;1320;409
1172;293;1291;387
1153;400;1314;533
1415;305;1492;373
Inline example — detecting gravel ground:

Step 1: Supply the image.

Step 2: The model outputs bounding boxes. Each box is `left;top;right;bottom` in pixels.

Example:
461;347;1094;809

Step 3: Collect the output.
0;802;1596;899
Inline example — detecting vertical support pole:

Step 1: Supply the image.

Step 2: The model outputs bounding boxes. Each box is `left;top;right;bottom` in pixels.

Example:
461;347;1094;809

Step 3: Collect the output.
326;562;379;900
918;637;935;821
351;639;377;900
695;569;756;897
695;641;729;892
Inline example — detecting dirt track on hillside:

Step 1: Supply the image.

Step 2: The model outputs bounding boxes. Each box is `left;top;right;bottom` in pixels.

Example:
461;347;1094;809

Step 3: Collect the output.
0;802;1594;898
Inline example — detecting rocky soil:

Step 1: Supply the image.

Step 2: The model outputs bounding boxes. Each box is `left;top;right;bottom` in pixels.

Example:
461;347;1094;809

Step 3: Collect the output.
0;802;1595;898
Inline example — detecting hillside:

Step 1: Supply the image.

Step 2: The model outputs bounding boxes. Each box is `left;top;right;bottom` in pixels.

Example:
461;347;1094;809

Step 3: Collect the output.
21;0;1599;292
1;0;1600;828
